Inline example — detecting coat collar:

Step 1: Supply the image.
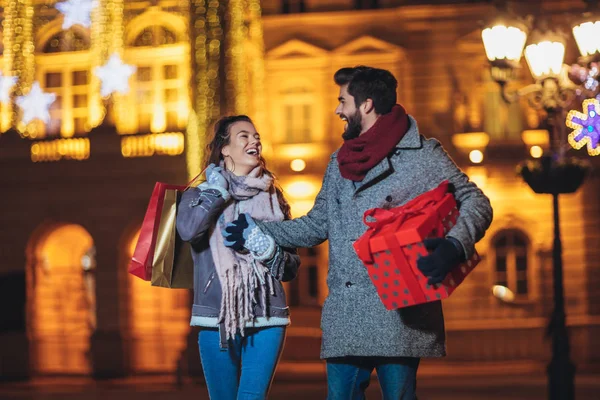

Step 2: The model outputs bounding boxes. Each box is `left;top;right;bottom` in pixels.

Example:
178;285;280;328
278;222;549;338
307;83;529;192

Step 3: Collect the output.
354;156;392;194
352;115;421;194
395;115;422;150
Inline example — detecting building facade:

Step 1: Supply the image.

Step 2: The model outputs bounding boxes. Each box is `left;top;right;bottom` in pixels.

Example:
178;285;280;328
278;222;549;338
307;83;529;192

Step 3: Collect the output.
0;0;599;379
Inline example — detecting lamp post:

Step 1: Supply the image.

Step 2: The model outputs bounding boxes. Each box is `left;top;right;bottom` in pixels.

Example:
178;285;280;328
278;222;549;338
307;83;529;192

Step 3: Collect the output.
481;1;600;399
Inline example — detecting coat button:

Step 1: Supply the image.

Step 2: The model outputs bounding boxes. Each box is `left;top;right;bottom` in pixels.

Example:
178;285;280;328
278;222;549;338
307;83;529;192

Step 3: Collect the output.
345;281;353;288
386;195;393;202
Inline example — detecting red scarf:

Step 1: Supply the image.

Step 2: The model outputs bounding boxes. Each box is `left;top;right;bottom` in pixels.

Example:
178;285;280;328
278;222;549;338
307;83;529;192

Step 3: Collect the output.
337;104;409;181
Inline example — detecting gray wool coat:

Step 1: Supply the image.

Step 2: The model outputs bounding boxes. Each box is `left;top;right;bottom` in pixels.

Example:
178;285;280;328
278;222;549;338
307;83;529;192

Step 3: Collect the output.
257;116;493;359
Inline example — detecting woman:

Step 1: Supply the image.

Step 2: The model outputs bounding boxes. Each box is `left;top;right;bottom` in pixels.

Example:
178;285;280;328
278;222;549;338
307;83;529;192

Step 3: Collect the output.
176;115;300;400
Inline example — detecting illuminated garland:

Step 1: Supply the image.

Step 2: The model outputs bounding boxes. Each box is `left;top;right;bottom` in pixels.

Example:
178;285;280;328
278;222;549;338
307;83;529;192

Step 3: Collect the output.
186;0;266;179
186;0;222;179
3;0;35;135
226;0;247;114
108;0;126;129
187;0;209;179
206;0;222;124
89;0;125;128
247;0;267;132
89;0;109;126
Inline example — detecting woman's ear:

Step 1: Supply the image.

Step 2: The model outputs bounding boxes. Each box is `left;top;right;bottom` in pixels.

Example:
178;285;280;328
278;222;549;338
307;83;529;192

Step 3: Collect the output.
221;145;230;158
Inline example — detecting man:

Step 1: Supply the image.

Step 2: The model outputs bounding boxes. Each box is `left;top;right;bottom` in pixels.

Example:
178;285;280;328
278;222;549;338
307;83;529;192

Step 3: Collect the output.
223;66;493;399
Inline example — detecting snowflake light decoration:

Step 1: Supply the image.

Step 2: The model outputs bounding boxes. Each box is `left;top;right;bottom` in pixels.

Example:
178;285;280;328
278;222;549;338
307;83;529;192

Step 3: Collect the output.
93;53;136;97
55;0;96;29
566;98;600;156
0;72;17;104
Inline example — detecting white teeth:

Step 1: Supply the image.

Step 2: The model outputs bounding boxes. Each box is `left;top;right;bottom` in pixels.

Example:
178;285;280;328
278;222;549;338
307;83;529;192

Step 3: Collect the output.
246;149;258;155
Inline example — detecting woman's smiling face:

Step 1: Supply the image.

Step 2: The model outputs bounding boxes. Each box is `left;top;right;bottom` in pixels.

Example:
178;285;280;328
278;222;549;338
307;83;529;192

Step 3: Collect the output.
221;120;262;175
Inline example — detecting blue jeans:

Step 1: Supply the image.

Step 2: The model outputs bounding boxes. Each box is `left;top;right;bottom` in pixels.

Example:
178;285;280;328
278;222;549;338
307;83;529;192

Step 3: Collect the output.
326;356;420;400
198;326;286;400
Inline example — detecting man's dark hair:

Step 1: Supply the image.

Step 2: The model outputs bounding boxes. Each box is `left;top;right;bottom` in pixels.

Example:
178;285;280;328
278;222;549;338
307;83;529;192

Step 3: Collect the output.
333;66;397;115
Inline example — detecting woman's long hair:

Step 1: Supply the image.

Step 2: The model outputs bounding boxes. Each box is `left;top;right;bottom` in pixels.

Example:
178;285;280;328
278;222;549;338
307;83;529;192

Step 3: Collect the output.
205;115;291;219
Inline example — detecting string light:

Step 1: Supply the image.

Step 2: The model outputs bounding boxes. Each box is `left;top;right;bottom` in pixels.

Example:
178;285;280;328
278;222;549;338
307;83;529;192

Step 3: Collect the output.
206;0;222;124
187;0;222;179
247;0;267;133
89;0;109;126
187;0;209;179
89;0;125;128
0;72;17;104
108;0;126;129
3;0;35;134
226;0;247;114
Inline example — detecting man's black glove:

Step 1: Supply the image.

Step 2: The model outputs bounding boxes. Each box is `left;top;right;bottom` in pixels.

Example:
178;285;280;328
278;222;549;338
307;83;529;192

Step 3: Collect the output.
416;237;464;285
222;214;250;252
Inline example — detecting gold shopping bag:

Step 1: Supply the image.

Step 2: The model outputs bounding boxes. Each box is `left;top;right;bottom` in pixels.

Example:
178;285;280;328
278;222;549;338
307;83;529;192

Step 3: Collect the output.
151;188;194;289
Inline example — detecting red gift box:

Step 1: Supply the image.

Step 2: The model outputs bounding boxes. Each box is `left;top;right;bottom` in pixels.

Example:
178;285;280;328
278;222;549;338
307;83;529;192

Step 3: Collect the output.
353;181;480;310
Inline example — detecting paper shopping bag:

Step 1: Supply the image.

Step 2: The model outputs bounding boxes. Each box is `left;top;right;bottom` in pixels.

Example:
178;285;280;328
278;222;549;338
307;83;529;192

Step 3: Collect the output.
150;187;194;289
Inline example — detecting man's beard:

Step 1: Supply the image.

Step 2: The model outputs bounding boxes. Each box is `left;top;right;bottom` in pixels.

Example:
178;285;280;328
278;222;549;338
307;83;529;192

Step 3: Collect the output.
341;110;362;141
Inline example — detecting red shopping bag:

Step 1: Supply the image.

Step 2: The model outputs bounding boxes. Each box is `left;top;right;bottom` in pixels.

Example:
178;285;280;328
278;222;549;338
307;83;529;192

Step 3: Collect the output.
128;182;186;280
128;171;204;281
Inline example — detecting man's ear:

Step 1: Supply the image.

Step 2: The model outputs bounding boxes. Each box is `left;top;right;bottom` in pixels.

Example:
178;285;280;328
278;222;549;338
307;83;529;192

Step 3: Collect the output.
361;98;375;114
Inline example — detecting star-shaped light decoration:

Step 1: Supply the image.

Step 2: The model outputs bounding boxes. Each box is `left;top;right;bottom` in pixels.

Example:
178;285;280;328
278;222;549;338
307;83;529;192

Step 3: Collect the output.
55;0;96;30
0;72;17;104
93;53;136;97
15;82;56;124
566;98;600;156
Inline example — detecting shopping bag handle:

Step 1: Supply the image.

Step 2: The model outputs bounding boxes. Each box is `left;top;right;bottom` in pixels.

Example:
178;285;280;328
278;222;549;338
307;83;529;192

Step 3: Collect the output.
184;166;209;191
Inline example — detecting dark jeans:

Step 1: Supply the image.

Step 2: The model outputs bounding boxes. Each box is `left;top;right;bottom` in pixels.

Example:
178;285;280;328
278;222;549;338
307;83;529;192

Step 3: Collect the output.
198;326;286;400
326;356;420;400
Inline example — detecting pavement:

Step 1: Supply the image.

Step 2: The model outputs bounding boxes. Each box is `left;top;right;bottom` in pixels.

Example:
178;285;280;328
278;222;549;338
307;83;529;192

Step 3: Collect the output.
1;364;599;400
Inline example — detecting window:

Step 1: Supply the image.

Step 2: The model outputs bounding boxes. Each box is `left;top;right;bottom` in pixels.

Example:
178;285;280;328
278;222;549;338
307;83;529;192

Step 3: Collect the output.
288;247;320;307
284;103;312;143
280;86;314;144
355;0;379;9
481;67;524;140
133;63;183;133
493;230;529;297
43;69;90;137
123;23;188;134
282;0;306;13
34;28;92;138
132;26;178;47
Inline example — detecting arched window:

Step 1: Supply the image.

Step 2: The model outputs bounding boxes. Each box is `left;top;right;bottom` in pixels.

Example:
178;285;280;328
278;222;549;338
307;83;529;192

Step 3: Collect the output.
132;26;178;47
42;30;90;53
493;229;529;297
35;28;92;137
121;20;189;134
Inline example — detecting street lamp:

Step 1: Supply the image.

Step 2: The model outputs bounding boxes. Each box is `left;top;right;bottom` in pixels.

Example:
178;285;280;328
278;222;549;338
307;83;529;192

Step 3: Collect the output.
481;2;600;400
